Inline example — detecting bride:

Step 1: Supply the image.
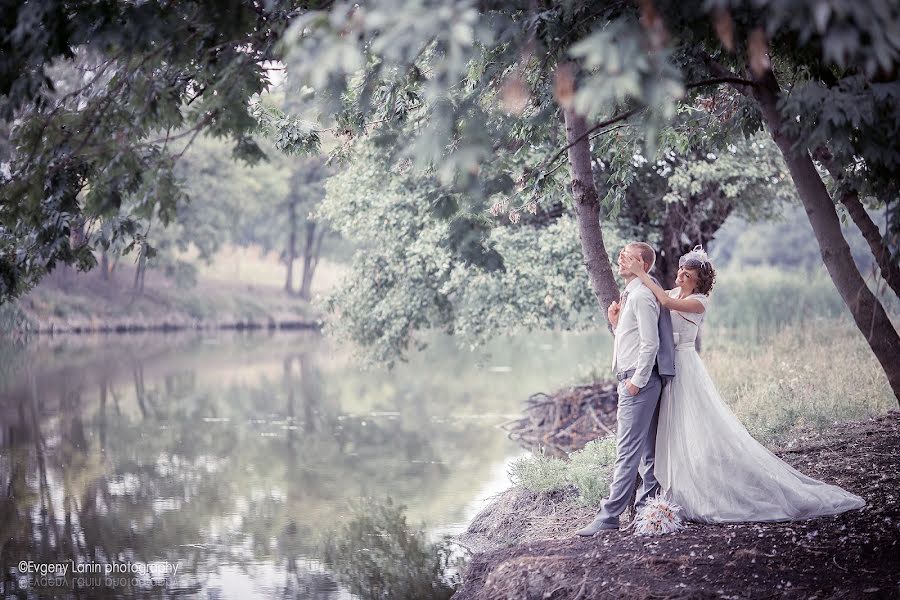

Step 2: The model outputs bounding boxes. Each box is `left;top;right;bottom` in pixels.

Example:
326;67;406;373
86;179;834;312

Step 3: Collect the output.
619;246;865;523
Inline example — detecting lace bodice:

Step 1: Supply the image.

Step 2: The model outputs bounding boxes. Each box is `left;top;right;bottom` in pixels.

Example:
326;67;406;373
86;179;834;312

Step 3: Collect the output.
667;289;710;347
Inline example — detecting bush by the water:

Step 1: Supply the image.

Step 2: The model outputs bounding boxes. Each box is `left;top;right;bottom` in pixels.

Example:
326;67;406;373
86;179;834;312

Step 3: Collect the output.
508;436;617;506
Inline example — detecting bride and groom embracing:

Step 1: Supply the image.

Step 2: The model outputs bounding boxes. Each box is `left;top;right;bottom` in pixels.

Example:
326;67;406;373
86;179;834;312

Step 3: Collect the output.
576;242;865;536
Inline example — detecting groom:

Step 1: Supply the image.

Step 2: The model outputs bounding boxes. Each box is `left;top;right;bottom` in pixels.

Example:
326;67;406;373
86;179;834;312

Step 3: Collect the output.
576;242;676;535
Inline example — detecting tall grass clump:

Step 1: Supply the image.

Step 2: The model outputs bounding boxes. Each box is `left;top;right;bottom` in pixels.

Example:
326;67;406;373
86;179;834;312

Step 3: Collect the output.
565;436;618;505
708;267;844;334
707;266;899;337
509;436;617;506
704;319;895;445
507;450;568;492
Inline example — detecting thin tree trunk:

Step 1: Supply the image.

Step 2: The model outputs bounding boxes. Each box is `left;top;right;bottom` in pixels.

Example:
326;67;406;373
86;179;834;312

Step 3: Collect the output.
753;69;900;404
285;200;297;294
133;364;147;418
298;221;316;301
814;149;900;301
132;250;144;293
300;224;326;301
100;252;109;281
659;205;681;289
99;377;107;449
840;192;900;299
562;108;620;329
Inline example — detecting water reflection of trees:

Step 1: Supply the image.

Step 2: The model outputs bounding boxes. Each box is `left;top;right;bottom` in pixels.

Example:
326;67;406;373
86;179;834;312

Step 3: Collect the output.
322;498;457;600
0;337;505;598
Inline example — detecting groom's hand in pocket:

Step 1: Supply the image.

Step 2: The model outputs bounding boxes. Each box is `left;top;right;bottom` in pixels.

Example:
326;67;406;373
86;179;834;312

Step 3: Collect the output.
625;380;640;396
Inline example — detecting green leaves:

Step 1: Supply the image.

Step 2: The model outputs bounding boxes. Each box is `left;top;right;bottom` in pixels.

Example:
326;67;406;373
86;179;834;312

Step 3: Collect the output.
285;0;493;116
252;103;322;156
0;0;305;302
509;436;618;506
569;19;678;118
316;143;615;364
758;0;900;77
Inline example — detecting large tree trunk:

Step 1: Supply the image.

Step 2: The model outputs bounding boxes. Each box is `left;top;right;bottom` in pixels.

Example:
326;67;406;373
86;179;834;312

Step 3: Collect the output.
753;69;900;404
657;182;734;289
285;200;297;294
562;108;620;328
658;205;682;290
298;352;318;434
283;356;297;447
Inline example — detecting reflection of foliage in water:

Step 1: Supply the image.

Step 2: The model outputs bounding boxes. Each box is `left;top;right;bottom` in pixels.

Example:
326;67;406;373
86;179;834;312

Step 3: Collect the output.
0;335;28;394
322;498;458;600
0;333;535;597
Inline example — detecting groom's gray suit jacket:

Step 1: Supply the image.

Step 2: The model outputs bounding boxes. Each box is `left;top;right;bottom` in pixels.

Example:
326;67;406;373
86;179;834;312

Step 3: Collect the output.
651;277;676;384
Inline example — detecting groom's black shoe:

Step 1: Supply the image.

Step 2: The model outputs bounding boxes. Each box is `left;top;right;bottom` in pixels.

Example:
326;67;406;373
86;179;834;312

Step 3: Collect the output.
575;516;619;536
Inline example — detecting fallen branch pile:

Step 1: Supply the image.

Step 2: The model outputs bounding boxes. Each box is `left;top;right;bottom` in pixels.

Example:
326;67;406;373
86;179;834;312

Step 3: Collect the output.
501;380;619;455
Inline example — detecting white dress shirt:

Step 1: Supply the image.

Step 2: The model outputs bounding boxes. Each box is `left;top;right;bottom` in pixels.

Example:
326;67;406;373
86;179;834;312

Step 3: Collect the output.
612;278;660;388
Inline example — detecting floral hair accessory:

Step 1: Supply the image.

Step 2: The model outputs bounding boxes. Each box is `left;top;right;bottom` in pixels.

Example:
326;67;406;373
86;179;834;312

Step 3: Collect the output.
679;244;712;272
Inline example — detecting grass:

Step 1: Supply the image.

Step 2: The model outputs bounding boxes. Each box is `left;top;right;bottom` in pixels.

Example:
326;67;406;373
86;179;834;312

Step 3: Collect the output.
703;318;896;445
706;266;900;339
10;244;346;329
193;244;347;294
18;275;317;328
508;315;897;507
509;436;618;506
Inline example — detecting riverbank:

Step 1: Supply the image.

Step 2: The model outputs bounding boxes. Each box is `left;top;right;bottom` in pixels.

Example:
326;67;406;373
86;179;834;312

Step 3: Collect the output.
5;265;322;334
453;409;899;599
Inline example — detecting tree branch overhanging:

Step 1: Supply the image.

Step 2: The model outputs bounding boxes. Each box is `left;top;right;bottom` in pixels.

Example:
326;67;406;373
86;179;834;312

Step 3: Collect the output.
699;53;755;95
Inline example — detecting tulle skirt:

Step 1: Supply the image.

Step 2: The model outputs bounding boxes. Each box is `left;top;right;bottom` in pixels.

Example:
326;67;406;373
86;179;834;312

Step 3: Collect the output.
655;346;866;523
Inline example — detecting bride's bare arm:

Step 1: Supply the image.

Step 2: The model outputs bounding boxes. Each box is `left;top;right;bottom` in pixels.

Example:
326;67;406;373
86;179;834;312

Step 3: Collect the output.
621;253;705;314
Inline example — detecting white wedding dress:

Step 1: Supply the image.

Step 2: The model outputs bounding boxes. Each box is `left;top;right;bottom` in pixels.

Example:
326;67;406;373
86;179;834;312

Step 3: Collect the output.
655;289;865;523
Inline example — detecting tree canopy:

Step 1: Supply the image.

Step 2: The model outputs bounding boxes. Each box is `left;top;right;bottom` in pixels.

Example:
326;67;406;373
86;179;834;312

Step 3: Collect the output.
284;0;900;399
2;0;899;398
0;0;321;302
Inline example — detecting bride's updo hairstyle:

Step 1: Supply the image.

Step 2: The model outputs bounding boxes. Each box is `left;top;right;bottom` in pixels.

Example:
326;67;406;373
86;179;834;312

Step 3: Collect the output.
679;245;716;295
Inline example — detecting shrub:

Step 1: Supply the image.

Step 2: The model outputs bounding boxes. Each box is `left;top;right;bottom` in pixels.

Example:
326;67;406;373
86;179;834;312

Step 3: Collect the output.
508;436;618;506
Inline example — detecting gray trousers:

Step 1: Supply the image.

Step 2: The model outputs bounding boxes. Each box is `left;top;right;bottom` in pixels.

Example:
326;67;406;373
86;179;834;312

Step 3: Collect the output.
594;371;662;525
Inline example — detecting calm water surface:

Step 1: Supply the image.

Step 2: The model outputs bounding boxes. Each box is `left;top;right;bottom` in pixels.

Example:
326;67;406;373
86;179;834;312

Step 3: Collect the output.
0;331;611;599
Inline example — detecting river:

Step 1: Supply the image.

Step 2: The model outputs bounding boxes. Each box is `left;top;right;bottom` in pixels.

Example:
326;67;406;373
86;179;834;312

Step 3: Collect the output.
0;330;612;599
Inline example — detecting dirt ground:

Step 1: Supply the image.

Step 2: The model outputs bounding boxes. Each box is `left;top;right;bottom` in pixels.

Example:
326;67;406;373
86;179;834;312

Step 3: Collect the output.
453;411;900;600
